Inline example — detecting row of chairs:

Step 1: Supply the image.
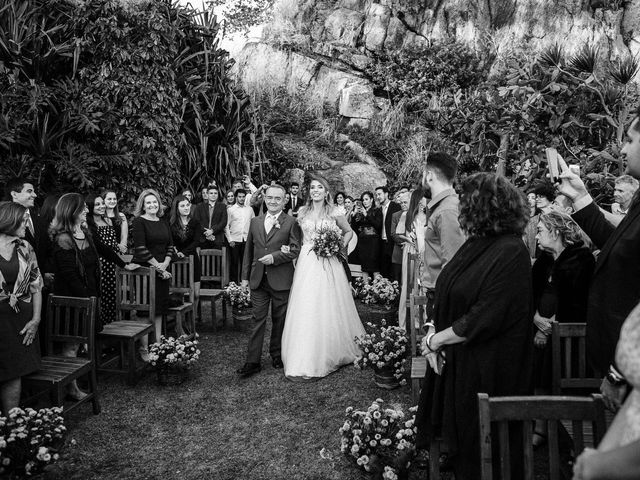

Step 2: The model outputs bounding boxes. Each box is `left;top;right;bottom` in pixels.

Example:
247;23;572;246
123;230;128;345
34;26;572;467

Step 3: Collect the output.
21;248;231;415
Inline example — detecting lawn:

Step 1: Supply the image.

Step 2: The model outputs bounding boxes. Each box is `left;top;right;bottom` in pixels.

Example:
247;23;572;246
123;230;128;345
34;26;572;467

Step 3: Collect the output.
54;313;417;480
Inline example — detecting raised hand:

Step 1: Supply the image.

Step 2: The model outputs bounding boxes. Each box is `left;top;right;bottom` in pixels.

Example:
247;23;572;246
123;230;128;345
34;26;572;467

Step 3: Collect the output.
557;154;588;201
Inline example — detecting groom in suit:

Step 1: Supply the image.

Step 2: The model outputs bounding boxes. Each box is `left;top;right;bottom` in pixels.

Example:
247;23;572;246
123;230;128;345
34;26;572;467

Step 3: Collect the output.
237;184;301;377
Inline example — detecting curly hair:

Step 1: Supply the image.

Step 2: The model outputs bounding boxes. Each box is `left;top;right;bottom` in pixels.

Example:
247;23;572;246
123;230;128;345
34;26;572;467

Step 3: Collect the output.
538;210;584;247
459;173;529;237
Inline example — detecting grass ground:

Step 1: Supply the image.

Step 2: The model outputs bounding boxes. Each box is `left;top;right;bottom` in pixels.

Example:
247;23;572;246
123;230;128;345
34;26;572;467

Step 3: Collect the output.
54;311;416;480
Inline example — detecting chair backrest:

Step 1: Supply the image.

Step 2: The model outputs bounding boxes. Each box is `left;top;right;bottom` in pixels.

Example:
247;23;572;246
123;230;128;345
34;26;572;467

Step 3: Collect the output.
46;295;97;357
170;255;195;302
551;322;601;395
200;248;228;286
478;393;606;480
115;266;156;320
404;253;419;308
409;293;428;356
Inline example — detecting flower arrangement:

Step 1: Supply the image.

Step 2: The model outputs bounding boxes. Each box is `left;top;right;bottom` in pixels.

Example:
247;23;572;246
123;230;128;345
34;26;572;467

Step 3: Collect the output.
355;321;409;384
223;282;251;311
355;274;400;308
311;223;343;259
0;407;66;477
148;334;201;371
340;399;417;478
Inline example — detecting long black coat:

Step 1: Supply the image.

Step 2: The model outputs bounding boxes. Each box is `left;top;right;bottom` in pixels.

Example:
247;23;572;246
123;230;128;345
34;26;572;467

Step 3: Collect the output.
415;234;533;480
573;199;640;375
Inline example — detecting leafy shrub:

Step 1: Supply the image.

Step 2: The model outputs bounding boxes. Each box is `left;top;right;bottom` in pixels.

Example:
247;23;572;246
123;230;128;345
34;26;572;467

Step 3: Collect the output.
365;41;487;109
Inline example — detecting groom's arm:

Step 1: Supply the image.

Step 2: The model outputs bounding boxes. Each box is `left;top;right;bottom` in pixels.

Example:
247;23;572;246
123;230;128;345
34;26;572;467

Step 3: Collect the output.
241;222;255;282
271;221;302;266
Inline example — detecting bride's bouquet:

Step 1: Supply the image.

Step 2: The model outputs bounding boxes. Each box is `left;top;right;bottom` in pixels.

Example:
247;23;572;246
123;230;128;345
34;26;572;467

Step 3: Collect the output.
311;223;343;259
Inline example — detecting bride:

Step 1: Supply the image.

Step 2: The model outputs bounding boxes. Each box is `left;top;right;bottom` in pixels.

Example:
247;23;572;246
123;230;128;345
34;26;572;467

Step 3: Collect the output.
281;175;365;380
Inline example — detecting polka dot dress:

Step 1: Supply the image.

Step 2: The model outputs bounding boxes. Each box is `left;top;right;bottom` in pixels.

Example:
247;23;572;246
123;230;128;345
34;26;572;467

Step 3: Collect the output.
97;225;119;325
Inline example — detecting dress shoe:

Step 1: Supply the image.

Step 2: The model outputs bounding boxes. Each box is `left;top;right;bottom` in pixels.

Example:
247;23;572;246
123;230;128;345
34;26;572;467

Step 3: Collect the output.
237;362;261;377
272;357;284;369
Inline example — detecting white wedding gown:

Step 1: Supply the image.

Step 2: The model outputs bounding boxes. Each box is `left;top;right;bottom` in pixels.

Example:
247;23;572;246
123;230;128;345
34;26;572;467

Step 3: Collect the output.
281;216;365;380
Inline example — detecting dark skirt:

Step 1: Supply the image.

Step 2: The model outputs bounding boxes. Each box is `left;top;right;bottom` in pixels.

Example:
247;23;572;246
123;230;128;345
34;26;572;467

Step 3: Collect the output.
193;252;202;283
356;234;382;273
0;300;41;382
155;275;170;315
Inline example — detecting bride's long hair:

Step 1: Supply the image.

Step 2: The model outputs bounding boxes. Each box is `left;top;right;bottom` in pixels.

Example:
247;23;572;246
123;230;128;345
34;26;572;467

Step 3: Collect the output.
297;174;335;221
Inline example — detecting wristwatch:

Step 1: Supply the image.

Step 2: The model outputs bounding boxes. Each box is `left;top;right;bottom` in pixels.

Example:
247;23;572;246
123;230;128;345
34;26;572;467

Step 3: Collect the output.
606;367;627;387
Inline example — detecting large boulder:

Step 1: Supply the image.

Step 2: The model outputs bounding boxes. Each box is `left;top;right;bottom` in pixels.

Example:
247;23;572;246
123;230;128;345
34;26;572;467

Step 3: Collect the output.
323;8;366;47
339;84;376;119
363;4;392;51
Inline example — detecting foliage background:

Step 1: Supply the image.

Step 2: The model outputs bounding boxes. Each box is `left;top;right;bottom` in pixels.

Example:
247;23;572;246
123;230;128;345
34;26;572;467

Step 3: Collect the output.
0;0;263;206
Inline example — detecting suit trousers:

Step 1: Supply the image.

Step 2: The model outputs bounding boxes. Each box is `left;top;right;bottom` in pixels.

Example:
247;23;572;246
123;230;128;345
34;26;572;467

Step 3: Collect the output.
245;276;290;364
228;241;245;284
380;241;394;279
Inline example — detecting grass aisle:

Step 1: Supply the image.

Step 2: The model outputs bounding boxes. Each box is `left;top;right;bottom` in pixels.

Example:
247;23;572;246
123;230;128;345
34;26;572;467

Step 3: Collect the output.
56;317;414;480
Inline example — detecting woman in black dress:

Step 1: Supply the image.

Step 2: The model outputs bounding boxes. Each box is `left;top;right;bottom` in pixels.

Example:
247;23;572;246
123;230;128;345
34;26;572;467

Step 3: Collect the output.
350;191;383;281
0;201;42;414
169;195;202;319
103;189;128;254
531;210;594;444
415;173;534;479
132;189;174;362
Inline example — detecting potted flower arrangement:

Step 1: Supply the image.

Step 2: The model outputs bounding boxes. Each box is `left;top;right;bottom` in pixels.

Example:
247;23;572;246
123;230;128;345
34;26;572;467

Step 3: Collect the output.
223;282;252;324
355;320;408;389
0;407;66;478
340;399;417;479
149;334;201;385
354;274;400;325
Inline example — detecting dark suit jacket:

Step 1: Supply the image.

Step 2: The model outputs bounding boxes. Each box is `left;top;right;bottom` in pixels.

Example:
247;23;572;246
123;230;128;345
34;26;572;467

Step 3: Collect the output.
242;212;301;291
390;210;405;264
23;207;44;265
573;199;640;375
382;201;401;253
192;201;228;248
285;196;304;216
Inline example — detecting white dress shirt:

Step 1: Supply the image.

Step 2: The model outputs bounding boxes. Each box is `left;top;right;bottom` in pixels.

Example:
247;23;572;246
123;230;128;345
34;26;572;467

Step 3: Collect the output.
225;204;255;242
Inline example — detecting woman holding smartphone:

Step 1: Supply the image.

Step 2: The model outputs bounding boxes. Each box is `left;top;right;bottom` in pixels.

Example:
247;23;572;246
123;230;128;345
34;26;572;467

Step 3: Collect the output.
350;192;383;281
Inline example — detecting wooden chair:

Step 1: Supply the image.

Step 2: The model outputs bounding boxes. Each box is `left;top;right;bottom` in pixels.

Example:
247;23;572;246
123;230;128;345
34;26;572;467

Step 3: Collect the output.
551;323;601;395
409;293;428;406
478;393;607;480
23;295;101;415
199;248;228;327
97;267;156;385
167;255;196;336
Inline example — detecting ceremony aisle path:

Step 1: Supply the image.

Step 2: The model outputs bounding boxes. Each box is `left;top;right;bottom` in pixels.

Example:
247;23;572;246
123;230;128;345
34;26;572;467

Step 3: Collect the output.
55;311;413;480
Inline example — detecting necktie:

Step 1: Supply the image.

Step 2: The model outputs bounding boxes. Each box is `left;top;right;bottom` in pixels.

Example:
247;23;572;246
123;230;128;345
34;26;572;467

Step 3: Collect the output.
265;215;275;234
25;212;34;237
292;197;296;209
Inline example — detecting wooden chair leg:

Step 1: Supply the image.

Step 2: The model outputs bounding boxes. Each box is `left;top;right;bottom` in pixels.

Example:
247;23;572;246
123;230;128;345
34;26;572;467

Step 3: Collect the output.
54;384;65;408
412;379;420;405
127;338;137;385
429;437;441;480
89;369;101;414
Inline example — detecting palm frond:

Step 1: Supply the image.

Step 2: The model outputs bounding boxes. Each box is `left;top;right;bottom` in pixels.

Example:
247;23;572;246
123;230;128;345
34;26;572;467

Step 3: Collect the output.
539;43;564;68
609;56;640;84
568;45;599;74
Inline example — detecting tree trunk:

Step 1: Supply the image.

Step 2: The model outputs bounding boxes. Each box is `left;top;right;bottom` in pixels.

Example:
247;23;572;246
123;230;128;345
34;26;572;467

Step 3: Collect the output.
496;132;509;176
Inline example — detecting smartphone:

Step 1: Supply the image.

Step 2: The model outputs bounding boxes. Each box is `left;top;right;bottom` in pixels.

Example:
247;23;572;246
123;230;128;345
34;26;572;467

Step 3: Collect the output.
355;200;363;208
546;148;560;182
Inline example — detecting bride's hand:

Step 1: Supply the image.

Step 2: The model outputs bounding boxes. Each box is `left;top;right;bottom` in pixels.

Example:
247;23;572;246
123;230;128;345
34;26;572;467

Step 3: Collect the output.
281;245;291;254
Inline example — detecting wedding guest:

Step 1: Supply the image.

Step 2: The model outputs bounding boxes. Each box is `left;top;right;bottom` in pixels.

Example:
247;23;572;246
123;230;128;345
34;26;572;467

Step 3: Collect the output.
103;190;128;254
231;175;258;207
50;193;99;400
390;192;410;285
86;194;139;327
169;195;202;318
600;175;639;227
420;152;465;318
225;188;255;284
415;172;534;480
531;210;595;444
192;185;227;248
200;187;208;204
375;186;401;280
558;117;640;412
523;189;539;260
5;177;41;264
225;190;236;207
532;181;556;215
286;182;303;217
344;196;355;223
334;191;347;216
351;191;383;281
181;189;193;203
131;189;174;362
396;189;427;330
284;193;291;208
0;201;42;414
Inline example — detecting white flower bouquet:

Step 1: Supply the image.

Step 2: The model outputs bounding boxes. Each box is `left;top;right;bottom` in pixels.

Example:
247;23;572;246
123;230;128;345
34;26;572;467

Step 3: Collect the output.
340;399;417;478
223;282;251;311
0;407;66;477
311;223;343;259
354;320;409;383
355;274;400;308
149;334;201;371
